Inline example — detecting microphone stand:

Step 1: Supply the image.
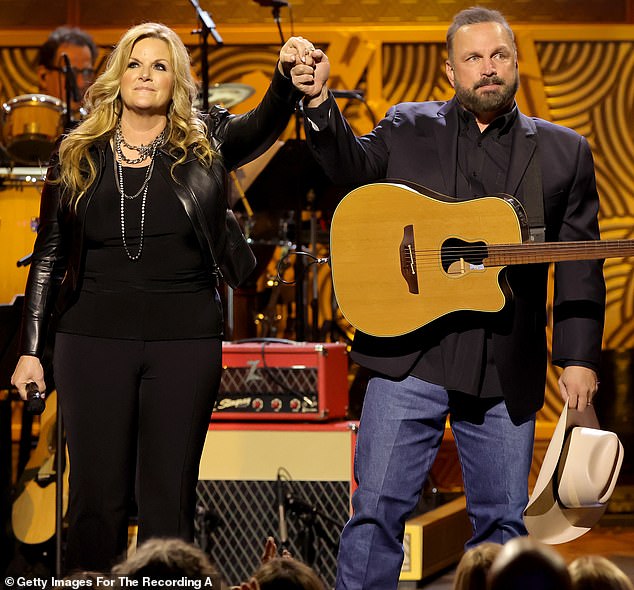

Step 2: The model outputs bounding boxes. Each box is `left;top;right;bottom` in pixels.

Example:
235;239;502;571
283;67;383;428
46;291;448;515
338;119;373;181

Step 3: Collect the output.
54;404;65;576
271;3;285;46
61;53;79;132
56;54;81;576
190;0;224;112
285;492;342;567
264;3;308;342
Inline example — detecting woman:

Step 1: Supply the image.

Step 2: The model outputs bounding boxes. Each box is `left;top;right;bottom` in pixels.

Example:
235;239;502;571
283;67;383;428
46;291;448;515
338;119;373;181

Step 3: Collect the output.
11;22;314;572
569;556;634;590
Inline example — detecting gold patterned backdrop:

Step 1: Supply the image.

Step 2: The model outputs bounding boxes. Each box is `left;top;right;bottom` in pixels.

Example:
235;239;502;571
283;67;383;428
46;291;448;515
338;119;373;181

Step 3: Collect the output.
1;21;633;428
0;0;630;27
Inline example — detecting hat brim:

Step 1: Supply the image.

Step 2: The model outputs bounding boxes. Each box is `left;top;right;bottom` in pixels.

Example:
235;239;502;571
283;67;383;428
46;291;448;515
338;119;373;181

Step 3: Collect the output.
523;403;605;544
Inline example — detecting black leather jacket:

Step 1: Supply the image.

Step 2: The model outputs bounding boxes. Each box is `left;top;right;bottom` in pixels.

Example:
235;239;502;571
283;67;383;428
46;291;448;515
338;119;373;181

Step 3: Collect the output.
20;68;299;358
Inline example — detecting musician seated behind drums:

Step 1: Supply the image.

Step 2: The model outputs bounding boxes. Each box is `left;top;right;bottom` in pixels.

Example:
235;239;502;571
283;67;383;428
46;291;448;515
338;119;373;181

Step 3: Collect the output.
37;26;98;116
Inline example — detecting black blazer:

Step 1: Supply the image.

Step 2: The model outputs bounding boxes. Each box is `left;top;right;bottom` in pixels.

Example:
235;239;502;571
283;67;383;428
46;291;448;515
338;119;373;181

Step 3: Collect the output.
306;96;606;418
19;69;299;359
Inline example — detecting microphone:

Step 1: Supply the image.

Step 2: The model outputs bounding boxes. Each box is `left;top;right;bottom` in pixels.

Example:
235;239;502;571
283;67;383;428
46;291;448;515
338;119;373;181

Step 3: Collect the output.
16;253;32;267
61;53;81;102
25;382;45;415
253;0;289;6
285;493;316;515
277;473;289;550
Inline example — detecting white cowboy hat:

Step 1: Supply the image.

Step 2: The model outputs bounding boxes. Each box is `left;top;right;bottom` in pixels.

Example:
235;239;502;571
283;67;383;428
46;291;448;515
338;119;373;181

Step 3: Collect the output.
523;403;624;544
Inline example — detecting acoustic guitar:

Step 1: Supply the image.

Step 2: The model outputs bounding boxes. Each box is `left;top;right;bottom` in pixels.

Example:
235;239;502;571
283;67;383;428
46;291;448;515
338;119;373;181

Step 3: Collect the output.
329;182;628;337
11;390;69;544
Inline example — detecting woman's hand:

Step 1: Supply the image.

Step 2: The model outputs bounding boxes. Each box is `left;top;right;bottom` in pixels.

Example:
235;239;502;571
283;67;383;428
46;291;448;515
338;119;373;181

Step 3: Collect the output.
11;355;46;401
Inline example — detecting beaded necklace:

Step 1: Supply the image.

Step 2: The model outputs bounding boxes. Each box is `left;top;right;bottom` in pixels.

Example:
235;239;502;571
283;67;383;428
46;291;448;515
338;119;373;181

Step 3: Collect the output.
114;123;166;261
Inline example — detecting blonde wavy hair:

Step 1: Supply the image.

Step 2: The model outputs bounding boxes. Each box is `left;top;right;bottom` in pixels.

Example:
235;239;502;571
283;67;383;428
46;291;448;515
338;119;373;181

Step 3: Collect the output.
58;22;214;206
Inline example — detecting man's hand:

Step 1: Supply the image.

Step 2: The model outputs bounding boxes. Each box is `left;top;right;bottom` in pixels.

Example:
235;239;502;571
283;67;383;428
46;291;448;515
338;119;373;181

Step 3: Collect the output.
278;36;330;107
291;49;330;107
558;365;600;411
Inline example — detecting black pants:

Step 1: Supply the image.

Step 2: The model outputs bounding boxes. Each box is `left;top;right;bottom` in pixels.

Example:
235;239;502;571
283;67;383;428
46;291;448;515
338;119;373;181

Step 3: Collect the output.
53;333;222;572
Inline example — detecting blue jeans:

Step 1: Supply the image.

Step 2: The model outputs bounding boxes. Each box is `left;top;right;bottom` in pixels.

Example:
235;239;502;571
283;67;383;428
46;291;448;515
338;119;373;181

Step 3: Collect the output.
336;375;535;590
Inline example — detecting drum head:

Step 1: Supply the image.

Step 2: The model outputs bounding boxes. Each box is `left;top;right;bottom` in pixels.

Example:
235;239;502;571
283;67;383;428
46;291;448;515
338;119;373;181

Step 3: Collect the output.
2;94;64;165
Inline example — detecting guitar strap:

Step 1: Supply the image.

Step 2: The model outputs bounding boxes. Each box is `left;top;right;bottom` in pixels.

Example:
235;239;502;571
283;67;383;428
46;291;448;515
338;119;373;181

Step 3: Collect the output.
522;140;546;243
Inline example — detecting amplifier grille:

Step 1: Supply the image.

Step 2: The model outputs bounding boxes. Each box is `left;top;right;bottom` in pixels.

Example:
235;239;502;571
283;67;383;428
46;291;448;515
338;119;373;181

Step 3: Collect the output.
220;366;318;395
196;479;347;587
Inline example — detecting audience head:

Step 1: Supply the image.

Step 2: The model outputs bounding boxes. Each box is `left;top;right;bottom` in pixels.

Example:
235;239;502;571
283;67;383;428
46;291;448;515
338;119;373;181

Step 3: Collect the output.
252;556;326;590
452;542;503;590
487;536;572;590
569;555;634;590
111;538;218;582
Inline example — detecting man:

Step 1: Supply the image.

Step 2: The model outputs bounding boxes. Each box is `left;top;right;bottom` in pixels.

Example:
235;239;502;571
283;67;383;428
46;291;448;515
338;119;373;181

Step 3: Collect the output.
37;26;98;120
289;7;606;590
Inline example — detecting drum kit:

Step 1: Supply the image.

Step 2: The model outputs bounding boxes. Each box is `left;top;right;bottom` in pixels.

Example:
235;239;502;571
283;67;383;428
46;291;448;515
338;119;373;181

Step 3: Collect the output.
0;93;59;304
227;137;348;343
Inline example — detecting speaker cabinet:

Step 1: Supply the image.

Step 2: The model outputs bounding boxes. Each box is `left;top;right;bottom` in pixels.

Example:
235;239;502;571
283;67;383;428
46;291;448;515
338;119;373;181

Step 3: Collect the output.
196;421;357;587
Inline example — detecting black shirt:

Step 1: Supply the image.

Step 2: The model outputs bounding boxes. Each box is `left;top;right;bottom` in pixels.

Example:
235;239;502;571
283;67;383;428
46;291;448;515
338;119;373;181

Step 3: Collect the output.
410;104;518;397
57;147;222;340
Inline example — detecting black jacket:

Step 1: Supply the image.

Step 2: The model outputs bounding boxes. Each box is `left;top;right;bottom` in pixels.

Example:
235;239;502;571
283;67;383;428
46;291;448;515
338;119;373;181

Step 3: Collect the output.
305;96;606;419
20;68;299;358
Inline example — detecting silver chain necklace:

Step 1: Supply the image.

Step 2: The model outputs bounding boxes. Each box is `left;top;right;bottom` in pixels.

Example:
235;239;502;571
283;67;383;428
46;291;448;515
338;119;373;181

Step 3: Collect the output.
114;123;166;261
115;121;166;165
115;142;160;262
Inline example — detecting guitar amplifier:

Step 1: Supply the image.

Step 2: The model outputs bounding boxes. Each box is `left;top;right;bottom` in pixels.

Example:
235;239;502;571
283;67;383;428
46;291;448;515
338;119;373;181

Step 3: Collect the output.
213;341;349;421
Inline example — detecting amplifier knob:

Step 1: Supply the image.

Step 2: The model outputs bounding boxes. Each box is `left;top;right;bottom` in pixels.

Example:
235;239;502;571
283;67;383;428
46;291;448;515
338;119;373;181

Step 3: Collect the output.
252;398;264;411
271;398;282;411
289;398;301;412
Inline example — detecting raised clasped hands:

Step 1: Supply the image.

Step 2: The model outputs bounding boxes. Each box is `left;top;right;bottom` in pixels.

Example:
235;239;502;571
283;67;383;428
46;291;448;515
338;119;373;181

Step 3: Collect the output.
278;36;330;105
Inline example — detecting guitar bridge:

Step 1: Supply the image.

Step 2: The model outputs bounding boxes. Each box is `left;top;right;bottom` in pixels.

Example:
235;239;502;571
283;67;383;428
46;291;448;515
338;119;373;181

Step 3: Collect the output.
400;225;419;294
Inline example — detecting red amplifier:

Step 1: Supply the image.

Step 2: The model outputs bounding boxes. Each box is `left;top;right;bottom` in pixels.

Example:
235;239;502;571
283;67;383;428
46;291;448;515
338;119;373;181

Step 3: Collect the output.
213;341;349;421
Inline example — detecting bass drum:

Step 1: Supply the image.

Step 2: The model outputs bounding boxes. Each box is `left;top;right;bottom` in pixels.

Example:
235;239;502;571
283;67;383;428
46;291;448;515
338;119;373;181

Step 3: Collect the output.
1;94;64;165
0;170;44;303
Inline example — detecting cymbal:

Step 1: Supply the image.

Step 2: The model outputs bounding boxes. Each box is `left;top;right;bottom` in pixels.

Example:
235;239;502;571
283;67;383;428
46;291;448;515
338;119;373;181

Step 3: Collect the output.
197;83;255;109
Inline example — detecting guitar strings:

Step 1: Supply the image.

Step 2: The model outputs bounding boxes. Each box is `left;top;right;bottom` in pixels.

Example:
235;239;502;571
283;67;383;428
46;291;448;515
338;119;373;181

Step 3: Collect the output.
409;241;634;256
401;240;634;268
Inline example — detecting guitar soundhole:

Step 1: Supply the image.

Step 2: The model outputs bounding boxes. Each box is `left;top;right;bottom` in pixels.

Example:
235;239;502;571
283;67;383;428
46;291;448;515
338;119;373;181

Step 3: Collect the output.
441;238;488;274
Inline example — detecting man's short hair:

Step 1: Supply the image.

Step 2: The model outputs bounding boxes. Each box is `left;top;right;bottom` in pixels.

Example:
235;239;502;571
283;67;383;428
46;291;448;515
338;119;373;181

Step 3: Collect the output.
446;6;515;62
38;26;98;68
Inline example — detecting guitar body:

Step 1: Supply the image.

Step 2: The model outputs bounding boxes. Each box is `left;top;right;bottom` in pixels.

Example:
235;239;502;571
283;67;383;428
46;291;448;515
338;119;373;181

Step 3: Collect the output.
11;390;69;545
329;183;526;337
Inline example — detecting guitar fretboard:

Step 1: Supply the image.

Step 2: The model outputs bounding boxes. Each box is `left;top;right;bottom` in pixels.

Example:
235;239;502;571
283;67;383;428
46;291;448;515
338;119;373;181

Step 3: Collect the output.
485;240;634;266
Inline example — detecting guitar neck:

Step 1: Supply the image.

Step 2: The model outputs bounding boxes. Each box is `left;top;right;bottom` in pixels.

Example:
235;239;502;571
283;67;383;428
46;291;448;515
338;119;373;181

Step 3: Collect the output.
486;240;634;266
